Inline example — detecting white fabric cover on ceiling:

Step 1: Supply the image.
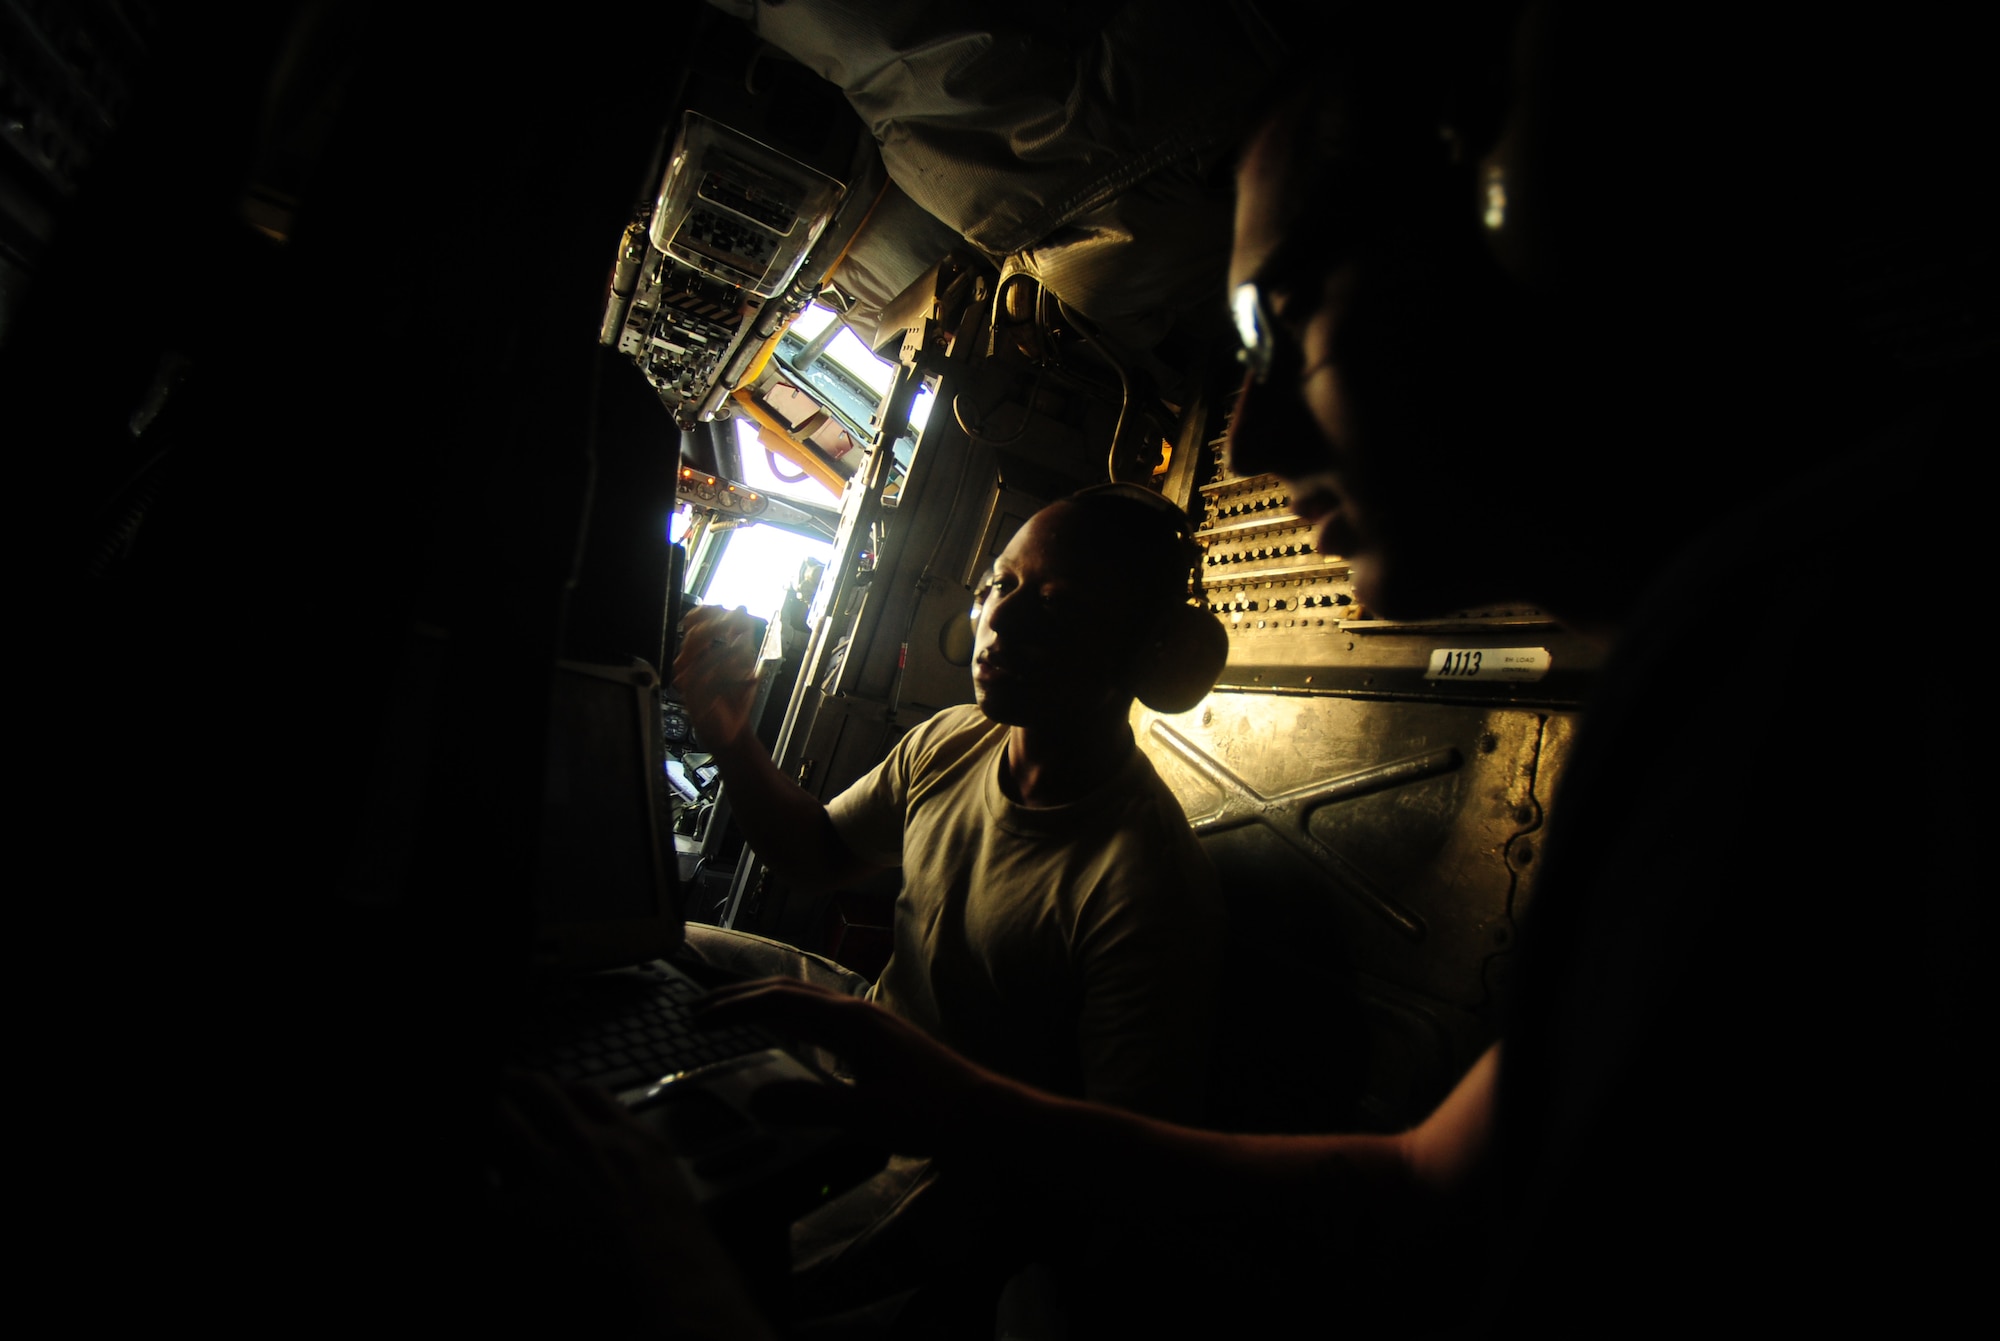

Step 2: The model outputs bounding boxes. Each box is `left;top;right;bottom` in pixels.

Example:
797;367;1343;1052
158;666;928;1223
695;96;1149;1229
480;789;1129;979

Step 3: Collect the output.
708;0;1280;354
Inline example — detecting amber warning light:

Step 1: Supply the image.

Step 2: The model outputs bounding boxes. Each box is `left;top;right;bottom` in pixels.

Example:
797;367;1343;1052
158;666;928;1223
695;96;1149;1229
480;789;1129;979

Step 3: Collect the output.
678;466;761;510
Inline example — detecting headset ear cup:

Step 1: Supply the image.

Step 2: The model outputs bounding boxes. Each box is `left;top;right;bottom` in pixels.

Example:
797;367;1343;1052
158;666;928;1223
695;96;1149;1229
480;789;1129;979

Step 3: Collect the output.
1134;604;1228;713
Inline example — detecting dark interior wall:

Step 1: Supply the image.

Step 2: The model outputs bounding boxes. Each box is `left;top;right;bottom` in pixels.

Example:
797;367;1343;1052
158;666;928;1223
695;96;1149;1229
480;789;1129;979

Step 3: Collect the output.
562;353;686;669
13;2;702;1320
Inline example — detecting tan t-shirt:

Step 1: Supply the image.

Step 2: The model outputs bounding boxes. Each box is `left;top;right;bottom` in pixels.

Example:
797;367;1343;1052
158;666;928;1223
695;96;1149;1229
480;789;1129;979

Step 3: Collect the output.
826;704;1226;1122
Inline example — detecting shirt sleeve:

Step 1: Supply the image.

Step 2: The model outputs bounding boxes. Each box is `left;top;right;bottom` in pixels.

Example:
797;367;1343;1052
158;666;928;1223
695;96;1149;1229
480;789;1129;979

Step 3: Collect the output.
823;725;918;868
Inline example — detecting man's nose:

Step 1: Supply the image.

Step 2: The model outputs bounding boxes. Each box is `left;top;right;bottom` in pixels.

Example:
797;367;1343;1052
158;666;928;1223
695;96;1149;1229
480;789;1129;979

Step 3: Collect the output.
1224;365;1322;481
984;585;1027;638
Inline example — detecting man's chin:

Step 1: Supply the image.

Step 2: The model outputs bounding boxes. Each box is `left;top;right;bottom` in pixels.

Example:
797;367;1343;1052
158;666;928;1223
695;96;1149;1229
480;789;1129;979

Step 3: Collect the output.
971;684;1077;732
973;696;1036;729
971;683;1018;723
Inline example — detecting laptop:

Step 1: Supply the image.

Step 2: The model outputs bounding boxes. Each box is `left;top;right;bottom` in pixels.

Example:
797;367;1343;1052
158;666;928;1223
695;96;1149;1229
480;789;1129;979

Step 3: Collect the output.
515;657;877;1208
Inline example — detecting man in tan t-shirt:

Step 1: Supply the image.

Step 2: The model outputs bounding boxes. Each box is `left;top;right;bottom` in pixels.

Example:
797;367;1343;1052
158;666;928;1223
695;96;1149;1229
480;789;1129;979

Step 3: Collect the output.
673;489;1227;1311
673;490;1226;1124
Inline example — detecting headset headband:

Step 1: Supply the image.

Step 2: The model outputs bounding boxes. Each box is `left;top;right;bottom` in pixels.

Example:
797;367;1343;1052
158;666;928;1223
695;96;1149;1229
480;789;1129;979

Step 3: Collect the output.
1063;482;1203;585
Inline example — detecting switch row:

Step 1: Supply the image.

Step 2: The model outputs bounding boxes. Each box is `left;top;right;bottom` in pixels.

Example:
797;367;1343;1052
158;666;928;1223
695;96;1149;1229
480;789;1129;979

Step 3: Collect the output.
1206;541;1313;566
1205;592;1352;613
1203;496;1291;521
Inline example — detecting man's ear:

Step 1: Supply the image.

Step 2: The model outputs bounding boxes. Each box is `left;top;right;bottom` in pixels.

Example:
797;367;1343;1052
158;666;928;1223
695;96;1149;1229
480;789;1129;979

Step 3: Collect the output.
1132;604;1228;713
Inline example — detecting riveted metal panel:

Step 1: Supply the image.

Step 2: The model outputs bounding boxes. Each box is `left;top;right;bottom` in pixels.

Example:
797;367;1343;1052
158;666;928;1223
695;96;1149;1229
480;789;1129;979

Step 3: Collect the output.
1136;693;1575;1131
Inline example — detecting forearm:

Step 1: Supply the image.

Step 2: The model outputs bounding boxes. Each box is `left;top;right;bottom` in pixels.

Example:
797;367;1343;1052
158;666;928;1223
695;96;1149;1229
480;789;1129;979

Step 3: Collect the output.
968;1075;1415;1229
675;604;876;892
705;734;866;892
962;1043;1501;1234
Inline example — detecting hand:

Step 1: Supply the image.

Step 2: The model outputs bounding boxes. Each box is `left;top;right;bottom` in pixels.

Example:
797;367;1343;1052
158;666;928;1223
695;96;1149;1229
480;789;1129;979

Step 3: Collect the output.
672;605;762;752
700;980;1015;1160
492;1072;776;1339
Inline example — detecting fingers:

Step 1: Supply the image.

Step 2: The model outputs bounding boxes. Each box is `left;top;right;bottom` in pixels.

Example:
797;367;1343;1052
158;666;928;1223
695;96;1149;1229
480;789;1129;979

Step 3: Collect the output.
698;984;1009;1158
677;604;733;637
700;979;928;1070
699;977;853;1031
673;606;762;691
679;604;758;649
700;975;844;1008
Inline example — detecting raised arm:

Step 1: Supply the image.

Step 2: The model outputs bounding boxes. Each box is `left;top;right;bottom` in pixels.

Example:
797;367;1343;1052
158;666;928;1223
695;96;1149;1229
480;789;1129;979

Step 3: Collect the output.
672;605;880;893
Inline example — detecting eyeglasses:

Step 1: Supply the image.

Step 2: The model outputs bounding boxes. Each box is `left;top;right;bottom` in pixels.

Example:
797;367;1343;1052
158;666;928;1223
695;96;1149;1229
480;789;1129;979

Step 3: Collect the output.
1233;274;1339;388
1230;142;1457;387
1232;280;1278;384
1230;231;1333;386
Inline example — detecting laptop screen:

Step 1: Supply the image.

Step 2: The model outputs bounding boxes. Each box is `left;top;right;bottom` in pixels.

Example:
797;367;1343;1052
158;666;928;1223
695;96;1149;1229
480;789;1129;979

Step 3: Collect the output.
534;659;682;974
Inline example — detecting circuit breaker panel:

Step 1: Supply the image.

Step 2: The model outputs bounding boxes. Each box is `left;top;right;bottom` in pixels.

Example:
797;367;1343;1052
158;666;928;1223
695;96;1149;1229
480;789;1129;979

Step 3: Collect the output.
1191;396;1603;705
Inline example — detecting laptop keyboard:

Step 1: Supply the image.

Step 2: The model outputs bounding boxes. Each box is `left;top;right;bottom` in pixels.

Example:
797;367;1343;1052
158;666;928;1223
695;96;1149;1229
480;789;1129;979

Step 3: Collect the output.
514;960;782;1099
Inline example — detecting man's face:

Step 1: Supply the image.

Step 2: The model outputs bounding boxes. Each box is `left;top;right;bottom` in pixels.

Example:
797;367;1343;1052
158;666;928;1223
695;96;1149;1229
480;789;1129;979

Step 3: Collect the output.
970;504;1135;730
1224;104;1543;618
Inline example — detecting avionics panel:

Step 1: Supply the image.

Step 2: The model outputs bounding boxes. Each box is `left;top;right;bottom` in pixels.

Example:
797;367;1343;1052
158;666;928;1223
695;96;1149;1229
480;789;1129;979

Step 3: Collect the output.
600;115;850;434
649;114;842;299
1193;393;1602;706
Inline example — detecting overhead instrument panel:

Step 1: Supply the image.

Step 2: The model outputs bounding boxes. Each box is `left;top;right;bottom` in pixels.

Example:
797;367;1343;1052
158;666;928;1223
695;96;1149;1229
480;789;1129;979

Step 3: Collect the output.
651;114;843;299
613;251;752;405
599;113;847;432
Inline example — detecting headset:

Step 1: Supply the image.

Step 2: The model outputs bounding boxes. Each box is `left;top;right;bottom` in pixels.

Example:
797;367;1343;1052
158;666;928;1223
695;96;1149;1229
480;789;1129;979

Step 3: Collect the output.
1057;482;1228;714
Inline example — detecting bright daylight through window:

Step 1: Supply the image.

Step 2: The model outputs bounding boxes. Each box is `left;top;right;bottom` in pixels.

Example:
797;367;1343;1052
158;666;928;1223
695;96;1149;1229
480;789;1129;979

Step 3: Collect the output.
680;302;936;623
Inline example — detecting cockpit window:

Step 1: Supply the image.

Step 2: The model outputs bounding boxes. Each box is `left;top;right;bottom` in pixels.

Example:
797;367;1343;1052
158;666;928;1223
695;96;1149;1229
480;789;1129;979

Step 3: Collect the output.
775;302;897;442
733;420;843;509
696;520;835;621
